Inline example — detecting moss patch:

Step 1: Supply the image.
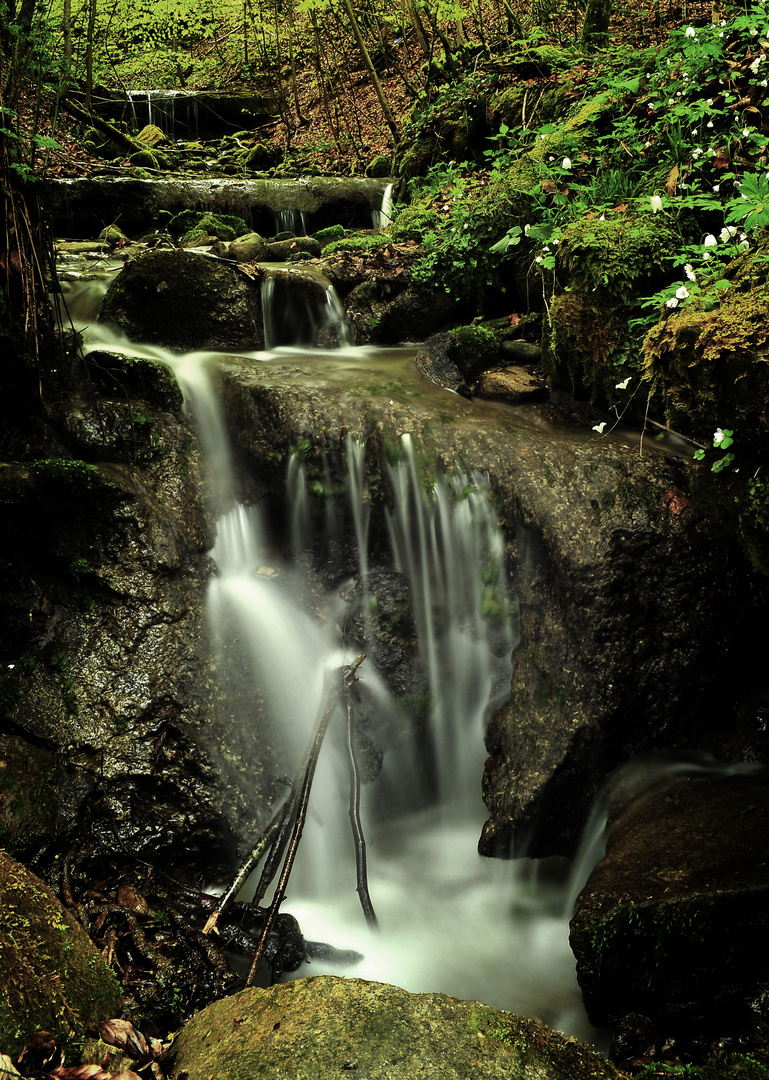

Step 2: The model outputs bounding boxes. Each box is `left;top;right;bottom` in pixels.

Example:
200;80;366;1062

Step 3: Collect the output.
0;850;123;1055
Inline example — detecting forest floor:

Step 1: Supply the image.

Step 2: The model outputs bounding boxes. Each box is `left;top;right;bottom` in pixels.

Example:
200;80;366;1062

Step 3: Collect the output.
28;0;709;181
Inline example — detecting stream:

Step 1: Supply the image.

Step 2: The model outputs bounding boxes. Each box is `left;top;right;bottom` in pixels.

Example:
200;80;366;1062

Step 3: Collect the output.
58;244;749;1052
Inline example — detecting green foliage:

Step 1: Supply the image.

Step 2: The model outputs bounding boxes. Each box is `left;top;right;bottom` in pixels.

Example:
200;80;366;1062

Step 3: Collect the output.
635;1053;769;1080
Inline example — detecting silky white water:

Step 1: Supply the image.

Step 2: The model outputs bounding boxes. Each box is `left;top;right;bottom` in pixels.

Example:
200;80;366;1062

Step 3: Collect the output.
64;256;598;1042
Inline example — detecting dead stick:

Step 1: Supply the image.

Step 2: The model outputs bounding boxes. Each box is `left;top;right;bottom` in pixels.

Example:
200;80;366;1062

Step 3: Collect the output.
202;803;288;935
346;692;378;928
244;655;365;987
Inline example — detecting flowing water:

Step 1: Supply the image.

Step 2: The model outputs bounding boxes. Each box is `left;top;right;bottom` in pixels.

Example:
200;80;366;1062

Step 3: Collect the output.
62;249;750;1049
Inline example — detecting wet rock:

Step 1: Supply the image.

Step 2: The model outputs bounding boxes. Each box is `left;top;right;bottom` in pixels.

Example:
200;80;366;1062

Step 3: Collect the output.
413;331;469;394
228;230;269;262
98;248;264;351
265;236;322;261
500;339;543;364
215;357;756;857
0;851;123;1056
570;772;769;1038
168;977;623;1080
475;366;547;403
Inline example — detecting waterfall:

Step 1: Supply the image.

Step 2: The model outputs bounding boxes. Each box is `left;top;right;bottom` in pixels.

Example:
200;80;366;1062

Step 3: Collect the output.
274;209;308;235
261;266;352;349
375;182;394;228
68;256;597;1045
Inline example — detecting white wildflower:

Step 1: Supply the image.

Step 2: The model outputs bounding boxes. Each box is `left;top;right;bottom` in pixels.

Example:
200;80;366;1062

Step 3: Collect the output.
562;157;572;170
720;225;736;241
650;194;663;213
666;297;679;308
685;25;696;36
704;233;718;246
707;120;714;128
703;251;712;260
685;263;696;281
714;428;726;444
593;421;607;434
675;285;690;300
743;127;752;136
615;377;632;390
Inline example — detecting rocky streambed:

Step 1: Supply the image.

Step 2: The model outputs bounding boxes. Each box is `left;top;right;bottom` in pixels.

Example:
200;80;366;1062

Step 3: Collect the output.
2;200;768;1077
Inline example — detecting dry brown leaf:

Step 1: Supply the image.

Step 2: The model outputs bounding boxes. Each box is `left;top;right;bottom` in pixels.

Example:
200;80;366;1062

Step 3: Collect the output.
666;165;679;195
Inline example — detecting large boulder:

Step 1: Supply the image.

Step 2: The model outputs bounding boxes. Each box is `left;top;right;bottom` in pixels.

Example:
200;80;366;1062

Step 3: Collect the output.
569;771;769;1042
168;977;623;1080
98;248;263;351
0;850;123;1056
209;350;757;857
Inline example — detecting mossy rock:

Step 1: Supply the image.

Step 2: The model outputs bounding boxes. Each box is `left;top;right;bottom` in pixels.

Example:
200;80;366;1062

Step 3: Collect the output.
129;148;170;170
168;209;250;243
169;977;623;1080
0;850;123;1056
556;210;677;305
450;323;500;378
136;123;166;147
642;234;769;441
365;154;392;178
544;210;678;403
98;247;263;351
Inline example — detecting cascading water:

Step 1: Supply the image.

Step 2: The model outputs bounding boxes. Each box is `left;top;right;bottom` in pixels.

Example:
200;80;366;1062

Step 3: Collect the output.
63;249;604;1045
261;266;353;349
375;182;394;228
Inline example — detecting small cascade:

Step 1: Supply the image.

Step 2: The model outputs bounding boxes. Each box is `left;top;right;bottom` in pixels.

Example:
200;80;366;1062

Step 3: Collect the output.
374;181;394;228
261;266;352;349
274;209;308;236
65;264;592;1042
127;90;200;136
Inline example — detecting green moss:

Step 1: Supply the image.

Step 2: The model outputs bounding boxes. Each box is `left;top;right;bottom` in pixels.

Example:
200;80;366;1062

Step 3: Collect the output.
642;236;769;439
450;324;499;377
30;459;98;488
168;209;250;242
558;211;677;304
0;852;124;1055
323;233;387;256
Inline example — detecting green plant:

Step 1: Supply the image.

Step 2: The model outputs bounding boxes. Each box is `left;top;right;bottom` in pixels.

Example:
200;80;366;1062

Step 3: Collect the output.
693;427;735;472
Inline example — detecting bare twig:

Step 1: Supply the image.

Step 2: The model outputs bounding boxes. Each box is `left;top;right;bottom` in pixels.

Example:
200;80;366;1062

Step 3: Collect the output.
244;654;365;987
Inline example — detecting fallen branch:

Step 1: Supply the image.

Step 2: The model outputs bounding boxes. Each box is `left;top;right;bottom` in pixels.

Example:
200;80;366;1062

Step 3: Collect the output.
346;685;378;928
202;802;288;935
244;654;365;987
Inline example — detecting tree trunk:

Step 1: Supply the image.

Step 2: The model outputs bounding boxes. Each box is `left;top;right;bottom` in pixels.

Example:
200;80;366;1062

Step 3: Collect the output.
339;0;400;144
581;0;612;49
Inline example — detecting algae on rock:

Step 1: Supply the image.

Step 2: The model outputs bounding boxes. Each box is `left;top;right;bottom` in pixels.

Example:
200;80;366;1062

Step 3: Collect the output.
0;851;123;1056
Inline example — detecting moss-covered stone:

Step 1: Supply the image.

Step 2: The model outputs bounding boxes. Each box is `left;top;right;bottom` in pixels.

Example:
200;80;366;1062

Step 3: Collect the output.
167;209;250;242
97;248;263;351
642;235;769;440
450;323;500;377
169;977;623;1080
0;850;123;1056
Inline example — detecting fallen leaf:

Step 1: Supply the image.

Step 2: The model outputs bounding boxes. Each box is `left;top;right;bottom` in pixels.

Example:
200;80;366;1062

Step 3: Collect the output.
666;165;679;195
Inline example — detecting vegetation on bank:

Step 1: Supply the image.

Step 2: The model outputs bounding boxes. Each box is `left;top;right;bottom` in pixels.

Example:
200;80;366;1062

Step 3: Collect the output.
2;0;769;571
